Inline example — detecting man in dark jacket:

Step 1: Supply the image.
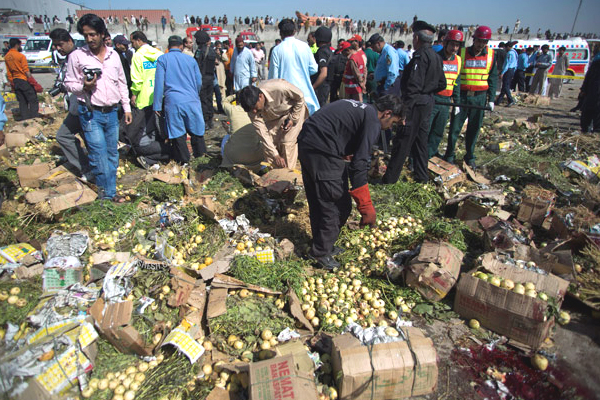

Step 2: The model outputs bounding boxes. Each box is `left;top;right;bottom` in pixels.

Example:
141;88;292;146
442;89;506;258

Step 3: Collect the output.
298;95;403;270
328;41;349;102
113;35;133;96
311;26;333;107
382;20;446;184
194;31;217;129
580;57;600;133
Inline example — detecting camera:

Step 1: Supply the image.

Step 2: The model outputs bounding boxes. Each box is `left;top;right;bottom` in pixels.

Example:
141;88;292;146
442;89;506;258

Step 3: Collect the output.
83;67;102;82
48;80;65;97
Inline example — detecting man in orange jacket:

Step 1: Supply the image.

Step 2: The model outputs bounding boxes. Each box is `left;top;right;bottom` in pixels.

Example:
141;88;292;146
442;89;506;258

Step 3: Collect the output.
4;38;39;120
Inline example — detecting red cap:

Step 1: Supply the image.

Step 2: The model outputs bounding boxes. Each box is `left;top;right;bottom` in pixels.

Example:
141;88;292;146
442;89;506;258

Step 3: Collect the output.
444;30;464;43
473;26;492;40
349;34;362;42
339;41;352;51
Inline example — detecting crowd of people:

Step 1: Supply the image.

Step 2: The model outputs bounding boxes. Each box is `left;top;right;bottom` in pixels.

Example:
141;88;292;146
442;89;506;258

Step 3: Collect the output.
0;12;599;269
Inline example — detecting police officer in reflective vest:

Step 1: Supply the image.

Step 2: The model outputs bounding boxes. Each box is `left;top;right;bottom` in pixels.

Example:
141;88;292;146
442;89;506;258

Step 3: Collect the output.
427;30;463;158
443;25;497;168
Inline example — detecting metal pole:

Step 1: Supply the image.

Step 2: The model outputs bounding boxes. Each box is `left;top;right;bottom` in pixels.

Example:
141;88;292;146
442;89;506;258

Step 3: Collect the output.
571;0;583;35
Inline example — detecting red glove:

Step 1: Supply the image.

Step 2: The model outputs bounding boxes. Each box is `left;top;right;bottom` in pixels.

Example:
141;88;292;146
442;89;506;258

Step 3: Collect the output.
349;184;376;228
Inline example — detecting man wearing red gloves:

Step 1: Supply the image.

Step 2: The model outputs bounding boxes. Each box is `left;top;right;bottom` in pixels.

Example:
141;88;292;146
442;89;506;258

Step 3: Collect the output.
298;95;403;270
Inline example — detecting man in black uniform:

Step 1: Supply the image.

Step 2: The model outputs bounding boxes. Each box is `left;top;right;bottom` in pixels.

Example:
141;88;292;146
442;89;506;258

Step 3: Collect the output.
382;20;445;184
311;26;333;107
298;95;404;270
194;31;217;129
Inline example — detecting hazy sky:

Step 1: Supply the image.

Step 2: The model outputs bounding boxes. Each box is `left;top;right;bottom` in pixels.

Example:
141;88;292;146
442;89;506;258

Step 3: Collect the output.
83;0;600;34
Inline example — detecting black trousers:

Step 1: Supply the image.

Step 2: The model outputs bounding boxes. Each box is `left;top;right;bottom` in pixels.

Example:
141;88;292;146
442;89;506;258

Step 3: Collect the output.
13;78;39;120
298;148;352;258
581;106;600;133
171;134;206;164
315;83;330;107
382;95;434;184
200;77;214;126
512;69;526;92
330;77;342;103
525;66;534;92
136;141;172;165
496;68;515;104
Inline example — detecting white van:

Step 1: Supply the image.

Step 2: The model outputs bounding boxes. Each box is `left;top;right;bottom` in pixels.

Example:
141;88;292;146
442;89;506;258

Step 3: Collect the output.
23;35;53;71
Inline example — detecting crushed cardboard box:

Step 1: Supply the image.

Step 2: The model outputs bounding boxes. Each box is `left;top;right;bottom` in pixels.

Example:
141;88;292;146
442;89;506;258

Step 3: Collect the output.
454;252;570;350
428;156;466;187
480;216;533;252
25;181;97;214
331;327;438;400
249;353;318;400
405;241;464;301
90;297;164;356
517;185;556;226
16;162;52;188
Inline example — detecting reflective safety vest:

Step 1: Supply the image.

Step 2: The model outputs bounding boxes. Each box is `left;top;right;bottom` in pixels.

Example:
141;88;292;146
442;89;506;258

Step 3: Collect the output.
437;54;461;97
460;47;494;92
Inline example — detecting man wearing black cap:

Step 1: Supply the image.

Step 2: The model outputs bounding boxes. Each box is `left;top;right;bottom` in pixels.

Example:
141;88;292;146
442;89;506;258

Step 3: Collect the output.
311;26;333;107
113;34;133;94
382;20;445;184
194;30;217;129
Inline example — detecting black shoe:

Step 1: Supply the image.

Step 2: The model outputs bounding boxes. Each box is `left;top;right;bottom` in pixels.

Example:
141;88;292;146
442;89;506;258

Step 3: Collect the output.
308;253;340;270
206;120;214;130
464;159;477;169
332;246;344;256
507;101;516;107
137;156;150;170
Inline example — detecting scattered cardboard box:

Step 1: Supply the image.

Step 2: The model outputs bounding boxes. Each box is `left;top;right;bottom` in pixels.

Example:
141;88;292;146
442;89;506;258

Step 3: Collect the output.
249;353;318;400
331;327;438;400
517;185;555;227
206;274;281;320
25;181;97;214
16;163;52;188
454;252;570;350
4;132;30;148
428;157;466;187
405;241;464;301
38;104;58;117
89;297;163;356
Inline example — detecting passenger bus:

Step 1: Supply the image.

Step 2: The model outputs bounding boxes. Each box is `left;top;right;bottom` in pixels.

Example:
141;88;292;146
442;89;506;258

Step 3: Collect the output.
489;38;590;79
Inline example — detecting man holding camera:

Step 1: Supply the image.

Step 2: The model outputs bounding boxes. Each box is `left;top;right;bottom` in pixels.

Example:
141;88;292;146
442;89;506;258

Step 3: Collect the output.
49;28;91;180
65;13;132;202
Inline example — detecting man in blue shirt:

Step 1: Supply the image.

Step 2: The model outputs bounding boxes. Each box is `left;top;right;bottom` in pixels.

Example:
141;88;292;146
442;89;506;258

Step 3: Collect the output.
269;19;319;115
368;33;400;96
513;47;532;92
495;40;517;106
395;40;411;80
153;35;205;164
525;45;540;91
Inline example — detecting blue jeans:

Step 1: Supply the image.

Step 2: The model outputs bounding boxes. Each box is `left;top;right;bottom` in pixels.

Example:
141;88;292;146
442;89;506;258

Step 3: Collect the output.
78;105;119;199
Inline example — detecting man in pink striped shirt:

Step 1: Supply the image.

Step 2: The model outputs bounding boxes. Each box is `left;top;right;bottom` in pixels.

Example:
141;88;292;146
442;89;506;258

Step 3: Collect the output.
65;13;132;201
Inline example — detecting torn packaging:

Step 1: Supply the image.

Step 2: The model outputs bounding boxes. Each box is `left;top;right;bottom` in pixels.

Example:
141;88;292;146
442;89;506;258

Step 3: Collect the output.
405;241;464;301
428;156;466;187
454;252;570;350
331;327;438;400
16;163;51;188
517;185;556;227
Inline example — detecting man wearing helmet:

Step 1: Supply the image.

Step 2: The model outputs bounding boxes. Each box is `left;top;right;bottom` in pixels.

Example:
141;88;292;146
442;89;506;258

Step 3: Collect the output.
443;25;497;168
427;29;463;158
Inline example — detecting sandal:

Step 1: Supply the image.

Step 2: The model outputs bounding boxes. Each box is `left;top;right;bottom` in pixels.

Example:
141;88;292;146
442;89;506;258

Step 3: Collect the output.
112;195;127;203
